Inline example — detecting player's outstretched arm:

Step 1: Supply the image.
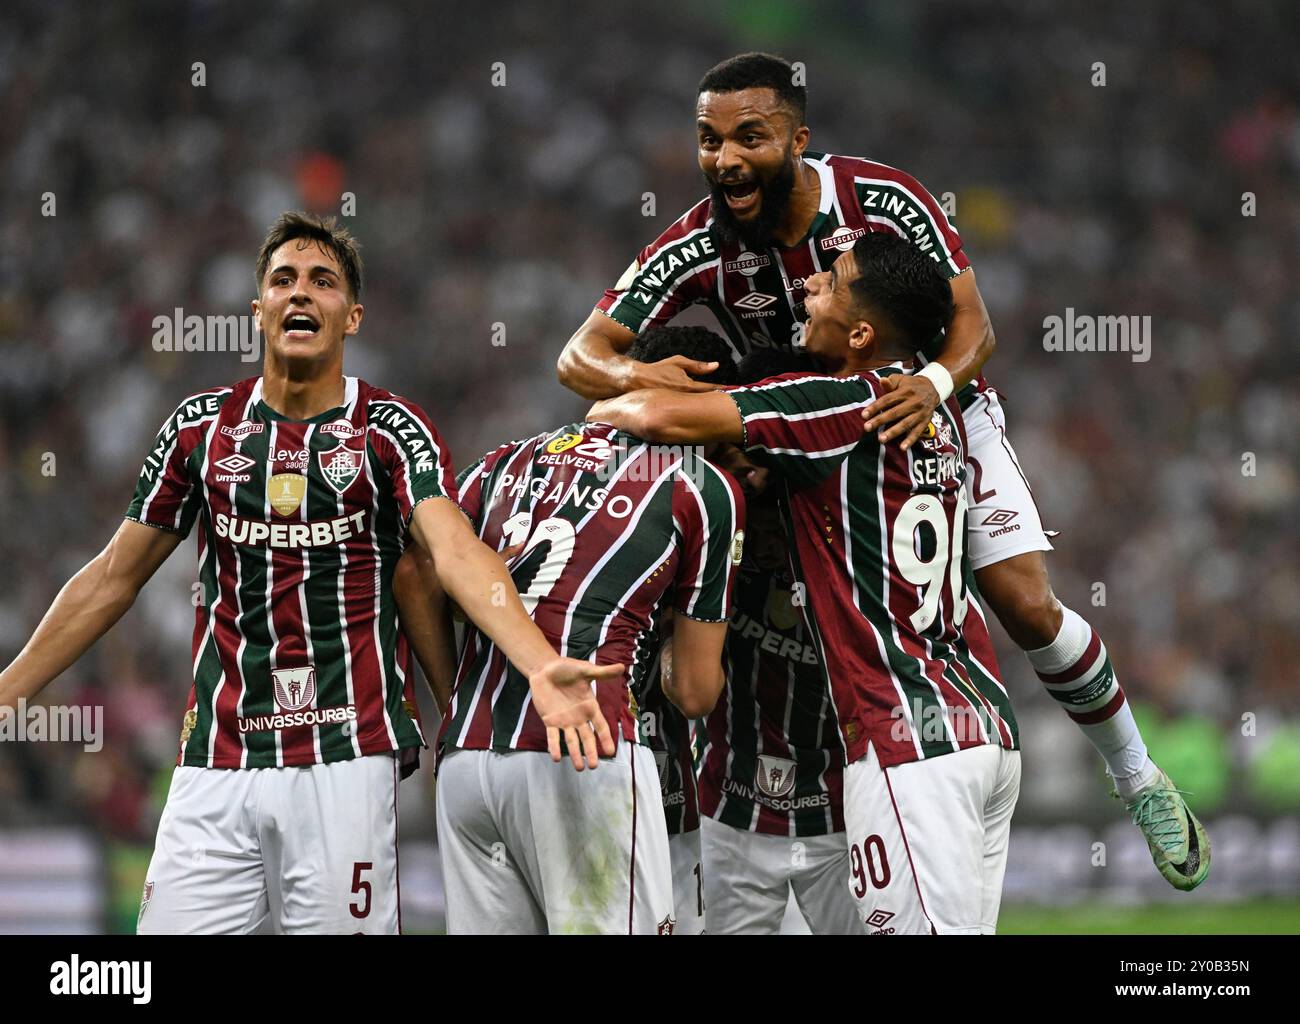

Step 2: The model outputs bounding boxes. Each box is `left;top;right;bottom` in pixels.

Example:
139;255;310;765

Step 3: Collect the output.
392;546;458;716
408;497;621;770
661;615;728;718
559;310;721;400
0;520;182;711
862;268;996;449
587;389;743;446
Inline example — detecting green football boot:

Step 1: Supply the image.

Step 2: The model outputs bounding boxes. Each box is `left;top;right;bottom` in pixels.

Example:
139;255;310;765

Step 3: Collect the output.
1120;766;1211;891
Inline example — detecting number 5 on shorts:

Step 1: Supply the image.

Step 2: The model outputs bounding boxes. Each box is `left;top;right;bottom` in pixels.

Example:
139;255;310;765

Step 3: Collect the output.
350;861;373;919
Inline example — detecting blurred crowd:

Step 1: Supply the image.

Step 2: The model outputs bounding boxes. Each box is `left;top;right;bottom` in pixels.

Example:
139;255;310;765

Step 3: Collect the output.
1;0;1297;844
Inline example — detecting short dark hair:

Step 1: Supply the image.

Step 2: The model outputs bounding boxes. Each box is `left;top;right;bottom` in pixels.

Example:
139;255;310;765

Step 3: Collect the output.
628;326;738;385
255;212;363;301
735;348;815;385
698;52;806;122
846;233;954;353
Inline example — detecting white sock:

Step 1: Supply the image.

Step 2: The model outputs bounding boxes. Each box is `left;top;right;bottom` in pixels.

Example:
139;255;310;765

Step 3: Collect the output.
1024;606;1157;794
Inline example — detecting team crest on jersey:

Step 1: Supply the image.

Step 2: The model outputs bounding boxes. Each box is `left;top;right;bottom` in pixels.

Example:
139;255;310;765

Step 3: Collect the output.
657;916;676;935
820;226;868;251
653;749;671;795
272;666;317;712
268;472;307;516
730;530;745;566
318;444;364;495
756;754;798;798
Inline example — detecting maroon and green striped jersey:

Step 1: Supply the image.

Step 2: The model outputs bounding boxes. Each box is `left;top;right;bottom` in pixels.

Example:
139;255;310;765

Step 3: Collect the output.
726;370;1018;769
596;151;986;407
125;376;456;770
698;541;846;837
640;627;699;835
438;423;744;756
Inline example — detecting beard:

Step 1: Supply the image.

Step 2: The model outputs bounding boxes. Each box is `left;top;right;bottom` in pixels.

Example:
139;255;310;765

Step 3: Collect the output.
708;154;798;251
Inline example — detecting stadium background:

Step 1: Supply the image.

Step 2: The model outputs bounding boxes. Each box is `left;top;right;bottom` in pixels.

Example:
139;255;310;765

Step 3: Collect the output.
1;0;1297;933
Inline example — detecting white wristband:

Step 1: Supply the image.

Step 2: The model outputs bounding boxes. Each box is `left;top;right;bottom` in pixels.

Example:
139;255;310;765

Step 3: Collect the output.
916;362;954;403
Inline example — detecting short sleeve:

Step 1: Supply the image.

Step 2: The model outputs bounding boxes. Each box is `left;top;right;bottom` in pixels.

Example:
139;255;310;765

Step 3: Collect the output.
595;202;717;334
125;391;227;538
726;373;878;489
672;455;746;622
368;398;457;525
853;162;969;279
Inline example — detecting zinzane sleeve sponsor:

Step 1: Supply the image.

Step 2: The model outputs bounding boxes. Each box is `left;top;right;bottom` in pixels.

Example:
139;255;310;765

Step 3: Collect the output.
726;373;878;489
125;390;227;537
671;458;745;623
595;201;716;333
369;398;457;525
851;159;969;278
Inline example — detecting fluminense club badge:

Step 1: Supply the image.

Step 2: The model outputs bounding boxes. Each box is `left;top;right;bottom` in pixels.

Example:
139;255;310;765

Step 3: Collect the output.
318;444;364;495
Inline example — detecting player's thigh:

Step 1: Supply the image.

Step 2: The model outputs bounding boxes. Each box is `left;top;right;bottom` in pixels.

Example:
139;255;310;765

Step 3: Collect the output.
978;749;1022;934
847;744;1005;935
137;767;269;935
698;816;790;935
267;754;401;935
436;748;545;935
790;832;868;935
962;391;1053;572
668;828;706;934
506;743;672;934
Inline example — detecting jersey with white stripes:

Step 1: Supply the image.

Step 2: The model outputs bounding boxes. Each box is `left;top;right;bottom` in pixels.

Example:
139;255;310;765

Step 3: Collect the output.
438;422;744;756
698;545;847;837
726;370;1018;769
596;151;984;406
125;376;456;769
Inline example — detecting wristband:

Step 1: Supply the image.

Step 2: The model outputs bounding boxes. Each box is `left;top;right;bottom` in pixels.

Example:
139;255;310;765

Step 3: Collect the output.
916;362;954;403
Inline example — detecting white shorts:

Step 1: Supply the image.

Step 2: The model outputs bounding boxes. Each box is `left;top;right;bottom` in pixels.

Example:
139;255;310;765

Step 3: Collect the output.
843;744;1020;935
436;743;674;934
963;390;1054;571
669;829;706;934
699;816;867;935
138;753;400;935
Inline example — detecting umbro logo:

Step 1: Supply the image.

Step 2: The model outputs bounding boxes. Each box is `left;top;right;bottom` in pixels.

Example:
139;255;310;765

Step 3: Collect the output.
214;454;255;473
734;292;777;311
981;509;1018;527
865;908;895;933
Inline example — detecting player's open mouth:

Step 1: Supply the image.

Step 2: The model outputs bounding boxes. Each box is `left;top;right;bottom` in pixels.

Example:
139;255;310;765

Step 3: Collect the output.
283;313;320;338
722;180;760;214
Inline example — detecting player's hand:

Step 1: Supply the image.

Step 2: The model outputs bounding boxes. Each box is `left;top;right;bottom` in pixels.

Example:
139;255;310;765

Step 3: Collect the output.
630;355;720;394
528;658;623;770
861;374;940;451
